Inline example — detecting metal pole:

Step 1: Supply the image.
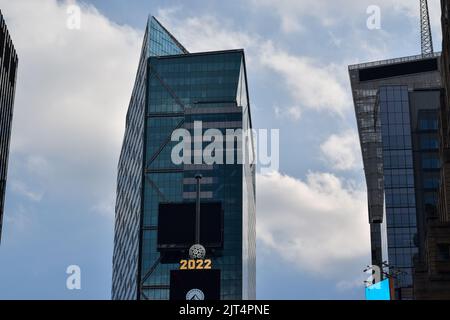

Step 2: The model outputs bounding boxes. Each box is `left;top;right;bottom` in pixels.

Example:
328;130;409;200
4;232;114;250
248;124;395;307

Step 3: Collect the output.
195;174;202;244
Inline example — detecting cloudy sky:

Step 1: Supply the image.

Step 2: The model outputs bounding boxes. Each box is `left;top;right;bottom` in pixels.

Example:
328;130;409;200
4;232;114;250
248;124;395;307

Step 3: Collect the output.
0;0;443;299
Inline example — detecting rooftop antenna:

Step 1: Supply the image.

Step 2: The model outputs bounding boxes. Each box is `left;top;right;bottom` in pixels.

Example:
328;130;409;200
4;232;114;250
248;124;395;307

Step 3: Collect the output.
420;0;434;56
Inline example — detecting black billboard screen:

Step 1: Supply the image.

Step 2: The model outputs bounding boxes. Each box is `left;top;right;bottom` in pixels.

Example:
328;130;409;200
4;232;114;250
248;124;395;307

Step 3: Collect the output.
359;57;438;82
170;269;220;300
157;202;223;250
199;202;222;247
158;203;196;248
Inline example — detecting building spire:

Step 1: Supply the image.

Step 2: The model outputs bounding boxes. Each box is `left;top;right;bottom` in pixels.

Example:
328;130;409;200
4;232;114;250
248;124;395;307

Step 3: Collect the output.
420;0;434;56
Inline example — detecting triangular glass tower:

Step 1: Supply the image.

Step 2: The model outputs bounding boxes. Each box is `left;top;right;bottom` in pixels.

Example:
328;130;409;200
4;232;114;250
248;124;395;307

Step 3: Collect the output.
112;16;255;300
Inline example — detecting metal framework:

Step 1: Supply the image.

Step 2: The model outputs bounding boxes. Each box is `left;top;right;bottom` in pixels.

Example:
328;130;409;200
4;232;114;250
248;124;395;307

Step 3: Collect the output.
139;65;187;300
420;0;434;56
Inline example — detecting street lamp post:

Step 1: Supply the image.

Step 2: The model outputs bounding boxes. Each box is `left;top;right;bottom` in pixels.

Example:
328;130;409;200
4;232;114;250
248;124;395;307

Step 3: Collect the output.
195;174;202;244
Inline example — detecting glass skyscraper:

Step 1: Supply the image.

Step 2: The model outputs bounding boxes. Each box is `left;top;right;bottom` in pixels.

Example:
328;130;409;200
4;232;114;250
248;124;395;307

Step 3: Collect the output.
112;16;255;300
0;10;18;243
413;0;450;299
349;54;442;299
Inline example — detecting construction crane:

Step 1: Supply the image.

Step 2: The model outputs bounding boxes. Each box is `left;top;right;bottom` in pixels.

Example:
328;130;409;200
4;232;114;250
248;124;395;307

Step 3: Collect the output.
420;0;434;56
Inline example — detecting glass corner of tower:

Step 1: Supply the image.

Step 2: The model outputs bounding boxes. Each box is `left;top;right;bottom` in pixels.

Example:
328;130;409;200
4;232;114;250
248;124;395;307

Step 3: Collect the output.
146;15;188;57
147;15;156;30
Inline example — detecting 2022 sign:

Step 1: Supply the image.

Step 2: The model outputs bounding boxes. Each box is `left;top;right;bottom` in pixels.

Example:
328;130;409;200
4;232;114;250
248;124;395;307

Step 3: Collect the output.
179;259;212;270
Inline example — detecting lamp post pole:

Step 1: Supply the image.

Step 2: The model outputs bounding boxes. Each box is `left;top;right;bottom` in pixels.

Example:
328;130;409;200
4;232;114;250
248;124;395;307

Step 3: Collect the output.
195;174;202;244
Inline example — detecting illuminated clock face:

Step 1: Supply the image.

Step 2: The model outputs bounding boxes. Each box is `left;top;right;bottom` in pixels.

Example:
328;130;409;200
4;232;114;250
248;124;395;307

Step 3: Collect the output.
186;288;205;300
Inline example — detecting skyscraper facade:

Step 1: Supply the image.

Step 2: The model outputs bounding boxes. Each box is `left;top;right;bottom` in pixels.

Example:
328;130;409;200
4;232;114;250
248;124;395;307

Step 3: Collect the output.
413;0;450;299
112;16;255;300
111;15;188;301
0;10;18;242
350;54;442;299
438;0;450;225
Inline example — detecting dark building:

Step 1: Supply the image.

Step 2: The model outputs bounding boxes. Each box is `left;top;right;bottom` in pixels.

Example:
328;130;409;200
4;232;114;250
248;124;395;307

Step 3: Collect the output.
0;10;18;242
349;54;442;299
438;0;450;224
413;0;450;299
112;16;256;300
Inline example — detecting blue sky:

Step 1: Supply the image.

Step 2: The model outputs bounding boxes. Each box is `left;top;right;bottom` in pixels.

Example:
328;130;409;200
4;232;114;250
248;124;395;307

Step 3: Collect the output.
0;0;443;299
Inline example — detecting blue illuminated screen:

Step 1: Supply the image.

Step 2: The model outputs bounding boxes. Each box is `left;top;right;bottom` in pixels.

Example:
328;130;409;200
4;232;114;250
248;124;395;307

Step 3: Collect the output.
365;279;391;300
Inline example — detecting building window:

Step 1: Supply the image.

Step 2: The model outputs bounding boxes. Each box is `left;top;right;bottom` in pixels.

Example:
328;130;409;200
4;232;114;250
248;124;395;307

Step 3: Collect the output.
422;154;440;169
420;137;439;150
423;178;439;189
419;118;438;130
437;244;450;262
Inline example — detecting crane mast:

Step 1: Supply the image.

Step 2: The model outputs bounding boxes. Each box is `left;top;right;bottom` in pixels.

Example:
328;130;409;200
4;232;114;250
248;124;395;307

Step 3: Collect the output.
420;0;434;55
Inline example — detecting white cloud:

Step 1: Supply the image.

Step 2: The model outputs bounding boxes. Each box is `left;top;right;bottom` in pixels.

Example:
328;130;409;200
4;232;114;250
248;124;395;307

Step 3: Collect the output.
249;0;442;37
274;105;302;121
24;155;52;179
90;194;115;218
257;171;370;274
320;130;363;171
392;0;442;33
157;8;351;117
260;42;351;116
4;205;34;233
10;180;44;202
157;7;257;54
0;0;142;212
249;0;336;33
336;276;366;292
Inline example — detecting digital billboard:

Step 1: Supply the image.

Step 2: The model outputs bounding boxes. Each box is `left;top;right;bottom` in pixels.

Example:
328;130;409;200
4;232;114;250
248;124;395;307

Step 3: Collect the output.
365;278;391;300
170;269;221;300
157;202;223;250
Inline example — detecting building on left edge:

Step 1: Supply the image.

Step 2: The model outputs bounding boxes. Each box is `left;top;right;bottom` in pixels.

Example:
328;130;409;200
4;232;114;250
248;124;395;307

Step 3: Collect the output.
0;10;18;243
